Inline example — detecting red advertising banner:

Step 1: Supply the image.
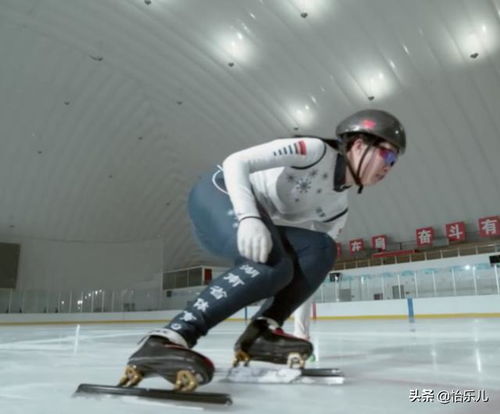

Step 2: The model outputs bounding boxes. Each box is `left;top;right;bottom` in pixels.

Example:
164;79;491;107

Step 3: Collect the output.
371;234;388;251
203;268;212;284
445;221;466;242
349;239;364;254
416;227;434;247
478;216;500;237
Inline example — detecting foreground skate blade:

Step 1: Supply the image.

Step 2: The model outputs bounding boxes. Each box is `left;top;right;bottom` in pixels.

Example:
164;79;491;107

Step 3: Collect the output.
75;383;232;405
174;370;198;392
118;365;144;387
232;350;251;367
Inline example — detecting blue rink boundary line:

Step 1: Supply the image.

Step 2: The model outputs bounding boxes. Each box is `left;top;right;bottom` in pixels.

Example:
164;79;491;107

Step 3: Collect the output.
407;297;415;323
1;312;500;326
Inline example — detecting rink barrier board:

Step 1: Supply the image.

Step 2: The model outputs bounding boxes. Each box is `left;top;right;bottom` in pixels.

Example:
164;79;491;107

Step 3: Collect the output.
1;312;500;326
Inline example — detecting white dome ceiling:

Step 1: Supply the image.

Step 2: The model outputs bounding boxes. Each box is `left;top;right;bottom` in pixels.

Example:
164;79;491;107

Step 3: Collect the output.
0;0;499;269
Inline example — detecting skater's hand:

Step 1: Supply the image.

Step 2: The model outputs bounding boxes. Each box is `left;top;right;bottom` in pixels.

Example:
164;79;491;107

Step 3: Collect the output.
237;217;272;263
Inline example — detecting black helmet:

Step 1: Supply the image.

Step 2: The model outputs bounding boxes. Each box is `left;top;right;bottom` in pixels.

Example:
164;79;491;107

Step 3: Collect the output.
335;109;406;154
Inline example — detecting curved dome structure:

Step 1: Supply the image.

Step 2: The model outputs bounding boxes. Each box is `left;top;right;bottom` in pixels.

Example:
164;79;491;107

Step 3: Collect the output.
0;0;499;280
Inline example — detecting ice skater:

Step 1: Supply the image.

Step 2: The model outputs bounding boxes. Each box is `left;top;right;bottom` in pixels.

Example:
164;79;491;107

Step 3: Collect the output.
119;109;407;391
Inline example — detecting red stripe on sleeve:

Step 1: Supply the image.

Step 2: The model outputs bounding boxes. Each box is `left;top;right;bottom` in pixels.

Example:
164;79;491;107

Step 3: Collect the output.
298;140;307;155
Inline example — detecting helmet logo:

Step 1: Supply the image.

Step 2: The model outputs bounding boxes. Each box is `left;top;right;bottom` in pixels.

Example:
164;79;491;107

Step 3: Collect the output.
362;119;376;129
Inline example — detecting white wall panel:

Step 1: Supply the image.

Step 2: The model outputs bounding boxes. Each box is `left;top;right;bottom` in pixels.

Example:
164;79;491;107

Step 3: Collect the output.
14;238;163;291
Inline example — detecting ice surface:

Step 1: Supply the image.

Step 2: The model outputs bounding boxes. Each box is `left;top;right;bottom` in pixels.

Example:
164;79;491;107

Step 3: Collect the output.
1;318;499;413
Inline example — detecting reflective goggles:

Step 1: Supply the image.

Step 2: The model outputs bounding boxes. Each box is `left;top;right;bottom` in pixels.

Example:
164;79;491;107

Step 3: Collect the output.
377;146;398;167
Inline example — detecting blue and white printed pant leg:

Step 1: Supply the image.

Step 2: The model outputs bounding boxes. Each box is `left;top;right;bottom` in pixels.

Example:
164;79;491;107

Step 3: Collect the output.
163;169;335;348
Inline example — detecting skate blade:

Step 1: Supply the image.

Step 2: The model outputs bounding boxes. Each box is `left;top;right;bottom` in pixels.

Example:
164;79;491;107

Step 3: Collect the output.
74;383;232;405
301;368;343;377
225;366;345;385
299;367;345;384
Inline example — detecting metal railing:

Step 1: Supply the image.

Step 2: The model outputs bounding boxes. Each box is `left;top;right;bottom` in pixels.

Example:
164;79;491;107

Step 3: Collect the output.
315;262;500;303
2;263;499;314
0;288;170;314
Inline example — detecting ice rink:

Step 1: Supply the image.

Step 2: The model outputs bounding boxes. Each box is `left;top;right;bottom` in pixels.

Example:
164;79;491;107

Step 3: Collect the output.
1;318;499;414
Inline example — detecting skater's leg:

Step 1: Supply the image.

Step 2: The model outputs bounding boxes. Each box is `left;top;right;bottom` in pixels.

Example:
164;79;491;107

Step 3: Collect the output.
229;229;334;367
122;169;296;389
255;227;336;325
293;296;313;340
159;168;294;347
163;250;294;347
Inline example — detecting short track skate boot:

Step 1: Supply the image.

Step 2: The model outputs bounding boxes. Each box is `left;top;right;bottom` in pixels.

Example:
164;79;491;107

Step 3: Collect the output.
118;335;214;392
233;319;313;368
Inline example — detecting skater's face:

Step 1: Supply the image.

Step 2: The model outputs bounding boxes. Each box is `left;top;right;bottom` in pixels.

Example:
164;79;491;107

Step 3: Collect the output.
348;138;398;186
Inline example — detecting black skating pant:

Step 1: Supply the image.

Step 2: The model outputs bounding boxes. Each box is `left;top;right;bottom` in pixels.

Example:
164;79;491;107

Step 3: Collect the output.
165;168;336;347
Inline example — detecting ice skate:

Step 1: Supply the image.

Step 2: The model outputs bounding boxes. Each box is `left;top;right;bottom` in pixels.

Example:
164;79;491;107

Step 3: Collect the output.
76;333;230;404
118;335;214;392
233;318;313;368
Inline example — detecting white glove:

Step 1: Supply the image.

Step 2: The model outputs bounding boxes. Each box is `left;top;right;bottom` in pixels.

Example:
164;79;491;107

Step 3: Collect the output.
237;217;273;263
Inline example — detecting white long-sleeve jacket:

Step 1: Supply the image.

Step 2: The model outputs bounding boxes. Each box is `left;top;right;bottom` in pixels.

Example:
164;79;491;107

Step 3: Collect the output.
222;137;350;240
